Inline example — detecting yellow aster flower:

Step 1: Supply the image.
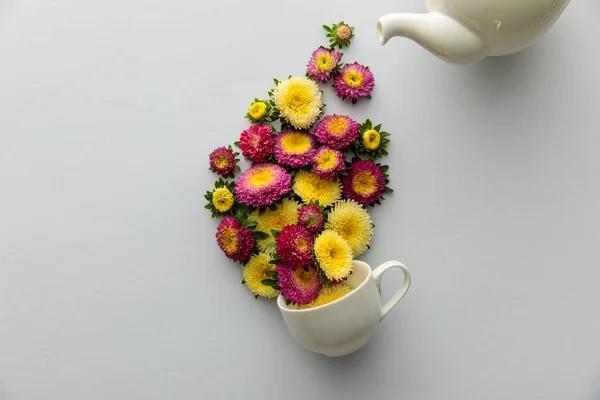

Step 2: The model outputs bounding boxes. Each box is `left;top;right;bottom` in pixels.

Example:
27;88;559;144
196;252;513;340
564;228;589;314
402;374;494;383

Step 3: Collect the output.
273;76;323;129
362;129;381;150
243;252;279;298
212;187;235;213
248;101;268;120
314;230;353;280
294;284;353;309
249;199;300;251
325;199;373;256
292;170;341;207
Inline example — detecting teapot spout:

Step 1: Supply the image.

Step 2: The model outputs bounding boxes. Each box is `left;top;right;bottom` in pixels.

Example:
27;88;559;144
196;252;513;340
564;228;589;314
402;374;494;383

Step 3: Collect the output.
377;13;489;65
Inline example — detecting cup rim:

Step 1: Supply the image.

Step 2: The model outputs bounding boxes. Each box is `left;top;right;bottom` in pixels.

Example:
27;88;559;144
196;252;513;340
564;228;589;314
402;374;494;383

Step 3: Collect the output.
277;260;371;313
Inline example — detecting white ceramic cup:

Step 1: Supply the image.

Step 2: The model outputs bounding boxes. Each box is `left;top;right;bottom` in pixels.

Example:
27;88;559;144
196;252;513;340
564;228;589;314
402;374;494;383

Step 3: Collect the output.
277;260;411;357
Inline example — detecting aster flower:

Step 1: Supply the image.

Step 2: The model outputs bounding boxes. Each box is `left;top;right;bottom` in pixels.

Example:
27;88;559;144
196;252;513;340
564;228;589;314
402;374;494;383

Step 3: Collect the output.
334;63;375;104
216;216;255;262
238;124;275;163
297;203;324;233
306;47;343;83
209;146;239;178
313;115;360;150
242;252;280;299
352;119;391;160
314;230;353;281
276;225;314;268
271;76;323;129
204;178;236;218
325;199;373;256
274;130;315;168
293;283;353;309
249;199;300;251
323;21;355;49
342;159;391;207
312;146;345;180
277;263;321;305
235;163;292;207
245;98;277;124
292;170;341;207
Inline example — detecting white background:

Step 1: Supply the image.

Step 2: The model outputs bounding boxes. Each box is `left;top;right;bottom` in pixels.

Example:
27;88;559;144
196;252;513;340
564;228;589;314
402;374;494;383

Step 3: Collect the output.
1;0;599;399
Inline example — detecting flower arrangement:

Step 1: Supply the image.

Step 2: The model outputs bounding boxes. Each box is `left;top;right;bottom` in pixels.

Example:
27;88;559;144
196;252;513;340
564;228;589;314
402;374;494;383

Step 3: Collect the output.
205;22;393;308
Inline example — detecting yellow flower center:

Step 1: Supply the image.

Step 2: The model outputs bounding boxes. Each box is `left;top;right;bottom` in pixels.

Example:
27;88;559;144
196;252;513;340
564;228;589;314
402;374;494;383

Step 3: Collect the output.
250;168;274;187
294;267;314;287
335;219;359;241
283;83;312;114
280;132;311;154
352;171;377;196
343;70;364;88
296;237;308;251
362;129;381;150
212;187;234;212
220;227;238;253
215;155;229;169
327;117;348;136
316;53;334;72
248;102;268;120
316;149;338;170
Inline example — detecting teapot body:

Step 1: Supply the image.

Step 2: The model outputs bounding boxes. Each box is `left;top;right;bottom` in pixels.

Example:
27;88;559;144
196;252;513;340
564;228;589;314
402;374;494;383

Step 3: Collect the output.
427;0;571;56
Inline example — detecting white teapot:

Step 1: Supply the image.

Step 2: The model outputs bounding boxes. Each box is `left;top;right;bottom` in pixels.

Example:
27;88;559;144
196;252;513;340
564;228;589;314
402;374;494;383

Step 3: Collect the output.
377;0;571;64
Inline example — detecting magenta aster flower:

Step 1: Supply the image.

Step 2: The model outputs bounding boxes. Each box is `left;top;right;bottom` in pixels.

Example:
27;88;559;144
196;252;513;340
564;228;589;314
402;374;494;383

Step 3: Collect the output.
312;146;345;180
298;204;324;233
239;124;274;163
274;130;316;168
306;47;343;83
235;163;291;207
313;115;360;150
277;263;321;305
333;63;375;102
215;216;255;262
209;146;237;177
342;160;386;206
276;225;314;268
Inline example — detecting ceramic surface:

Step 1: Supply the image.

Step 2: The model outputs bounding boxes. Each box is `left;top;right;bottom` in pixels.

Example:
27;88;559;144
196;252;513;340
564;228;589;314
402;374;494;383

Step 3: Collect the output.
378;0;571;64
277;260;411;357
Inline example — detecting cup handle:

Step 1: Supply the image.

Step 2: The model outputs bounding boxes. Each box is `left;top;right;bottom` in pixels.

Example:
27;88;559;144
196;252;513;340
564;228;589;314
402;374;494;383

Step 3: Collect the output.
372;261;411;321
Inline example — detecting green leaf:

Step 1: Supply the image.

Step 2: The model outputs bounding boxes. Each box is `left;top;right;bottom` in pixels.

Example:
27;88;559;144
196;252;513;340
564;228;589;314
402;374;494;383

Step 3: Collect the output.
268;259;279;265
251;231;270;240
255;294;259;299
271;229;280;237
323;24;332;32
241;279;246;285
265;271;278;279
384;187;394;193
261;279;278;287
273;285;281;291
246;221;258;229
268;203;278;211
374;124;382;131
380;165;389;173
258;206;267;216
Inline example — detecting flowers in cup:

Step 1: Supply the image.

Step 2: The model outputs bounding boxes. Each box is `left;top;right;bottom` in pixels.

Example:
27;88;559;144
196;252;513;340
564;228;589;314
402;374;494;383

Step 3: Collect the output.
205;22;393;307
